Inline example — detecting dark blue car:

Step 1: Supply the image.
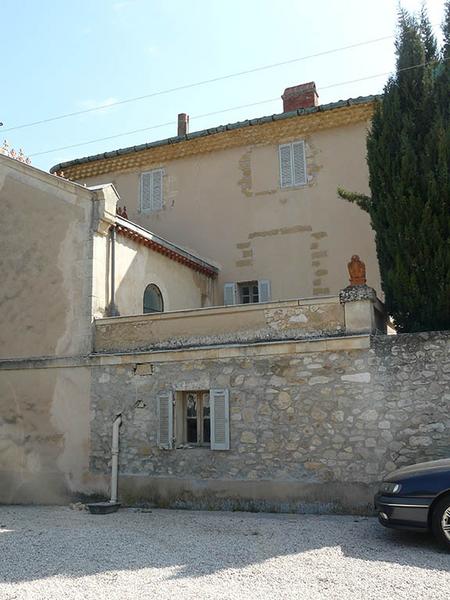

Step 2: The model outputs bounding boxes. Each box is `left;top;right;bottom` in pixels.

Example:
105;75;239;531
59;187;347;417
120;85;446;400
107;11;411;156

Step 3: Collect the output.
374;458;450;549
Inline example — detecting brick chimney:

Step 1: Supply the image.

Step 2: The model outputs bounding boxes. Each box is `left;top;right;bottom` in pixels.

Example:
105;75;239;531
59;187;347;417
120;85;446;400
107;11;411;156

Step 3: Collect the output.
282;82;319;112
177;113;189;136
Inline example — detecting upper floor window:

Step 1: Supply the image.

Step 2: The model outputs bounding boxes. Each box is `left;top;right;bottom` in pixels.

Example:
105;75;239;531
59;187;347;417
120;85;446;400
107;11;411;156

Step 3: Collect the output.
238;281;259;304
143;284;164;313
279;140;307;188
140;169;163;212
223;280;271;305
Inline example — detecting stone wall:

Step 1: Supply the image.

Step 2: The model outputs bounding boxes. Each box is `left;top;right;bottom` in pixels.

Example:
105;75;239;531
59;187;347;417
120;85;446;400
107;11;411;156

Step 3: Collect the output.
94;296;346;353
89;331;450;512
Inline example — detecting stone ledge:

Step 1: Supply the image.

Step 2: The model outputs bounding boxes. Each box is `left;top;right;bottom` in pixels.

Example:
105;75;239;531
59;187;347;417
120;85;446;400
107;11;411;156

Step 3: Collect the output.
339;285;377;303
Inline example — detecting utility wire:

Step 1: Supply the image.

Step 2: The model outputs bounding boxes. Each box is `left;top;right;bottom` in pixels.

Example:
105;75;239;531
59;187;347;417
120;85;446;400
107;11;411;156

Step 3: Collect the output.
5;34;395;134
30;56;444;159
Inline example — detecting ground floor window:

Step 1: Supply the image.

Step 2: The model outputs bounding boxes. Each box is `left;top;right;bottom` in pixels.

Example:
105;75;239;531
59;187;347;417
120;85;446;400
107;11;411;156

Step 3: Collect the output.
157;389;229;451
185;391;211;445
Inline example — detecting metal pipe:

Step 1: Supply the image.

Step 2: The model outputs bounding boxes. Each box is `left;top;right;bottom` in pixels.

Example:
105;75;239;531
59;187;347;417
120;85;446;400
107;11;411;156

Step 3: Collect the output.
107;226;119;316
110;414;122;504
110;226;116;312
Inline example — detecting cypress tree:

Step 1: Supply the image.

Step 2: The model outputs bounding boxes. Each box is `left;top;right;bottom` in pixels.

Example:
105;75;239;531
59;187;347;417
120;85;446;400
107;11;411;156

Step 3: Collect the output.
338;3;450;333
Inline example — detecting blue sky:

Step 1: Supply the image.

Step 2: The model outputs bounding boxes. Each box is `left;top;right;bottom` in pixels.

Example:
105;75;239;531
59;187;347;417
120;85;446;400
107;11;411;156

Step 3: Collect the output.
1;0;447;171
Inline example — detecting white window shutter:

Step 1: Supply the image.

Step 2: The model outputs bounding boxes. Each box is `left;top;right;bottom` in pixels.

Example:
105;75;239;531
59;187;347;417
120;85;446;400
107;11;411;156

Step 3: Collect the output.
224;283;237;306
210;389;230;450
258;279;271;303
151;169;163;210
140;172;152;211
157;391;173;449
279;144;293;188
292;141;307;186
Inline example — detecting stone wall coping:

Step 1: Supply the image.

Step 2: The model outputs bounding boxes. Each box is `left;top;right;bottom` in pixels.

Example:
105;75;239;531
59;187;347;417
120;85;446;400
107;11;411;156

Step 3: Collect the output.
0;153;95;199
0;333;370;370
95;334;370;364
95;295;341;327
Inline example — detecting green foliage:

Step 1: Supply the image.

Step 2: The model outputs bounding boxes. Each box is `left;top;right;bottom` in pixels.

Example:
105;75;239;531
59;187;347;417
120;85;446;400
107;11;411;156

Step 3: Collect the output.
338;3;450;333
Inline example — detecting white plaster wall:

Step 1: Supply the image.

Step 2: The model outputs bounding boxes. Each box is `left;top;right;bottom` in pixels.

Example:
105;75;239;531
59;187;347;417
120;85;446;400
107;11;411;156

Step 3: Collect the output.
113;234;214;316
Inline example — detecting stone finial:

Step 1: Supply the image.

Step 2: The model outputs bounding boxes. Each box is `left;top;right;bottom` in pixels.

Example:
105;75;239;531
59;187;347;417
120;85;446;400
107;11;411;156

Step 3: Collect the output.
348;255;366;286
0;139;32;164
0;140;9;155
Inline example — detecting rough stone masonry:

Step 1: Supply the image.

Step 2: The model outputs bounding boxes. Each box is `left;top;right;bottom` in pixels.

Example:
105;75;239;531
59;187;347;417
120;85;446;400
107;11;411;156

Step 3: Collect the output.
90;331;450;513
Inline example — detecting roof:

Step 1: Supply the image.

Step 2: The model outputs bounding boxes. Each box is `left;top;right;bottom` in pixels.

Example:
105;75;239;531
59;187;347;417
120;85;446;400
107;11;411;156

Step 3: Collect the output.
50;94;378;176
114;215;219;278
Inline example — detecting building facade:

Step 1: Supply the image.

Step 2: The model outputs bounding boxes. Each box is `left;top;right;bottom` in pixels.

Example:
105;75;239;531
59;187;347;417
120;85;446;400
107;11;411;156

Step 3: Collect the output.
52;83;382;306
1;85;447;511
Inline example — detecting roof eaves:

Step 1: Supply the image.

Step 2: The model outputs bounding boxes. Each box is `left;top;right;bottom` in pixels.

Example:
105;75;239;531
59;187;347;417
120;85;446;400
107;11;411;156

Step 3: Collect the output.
114;215;219;277
49;94;379;174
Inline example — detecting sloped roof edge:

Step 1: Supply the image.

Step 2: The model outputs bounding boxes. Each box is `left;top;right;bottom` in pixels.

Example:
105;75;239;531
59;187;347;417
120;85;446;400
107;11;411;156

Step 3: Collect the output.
50;94;378;174
115;215;219;278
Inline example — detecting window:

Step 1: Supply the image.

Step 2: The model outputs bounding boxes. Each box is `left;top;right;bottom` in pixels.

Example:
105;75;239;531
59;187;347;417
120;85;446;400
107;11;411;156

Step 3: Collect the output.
238;281;259;304
185;391;210;445
279;140;307;188
224;280;271;305
143;284;163;313
140;169;163;212
157;389;230;450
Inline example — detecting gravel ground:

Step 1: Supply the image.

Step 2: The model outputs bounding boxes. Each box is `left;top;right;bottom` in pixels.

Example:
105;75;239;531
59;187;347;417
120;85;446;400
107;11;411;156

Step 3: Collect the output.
0;506;449;599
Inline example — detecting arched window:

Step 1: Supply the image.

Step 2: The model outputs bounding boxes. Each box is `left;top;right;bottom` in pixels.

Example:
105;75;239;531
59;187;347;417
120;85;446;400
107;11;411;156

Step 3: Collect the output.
143;284;164;314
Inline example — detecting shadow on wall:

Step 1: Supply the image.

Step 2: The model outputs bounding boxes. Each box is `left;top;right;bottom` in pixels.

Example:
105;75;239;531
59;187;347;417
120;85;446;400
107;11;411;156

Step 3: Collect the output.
0;506;447;586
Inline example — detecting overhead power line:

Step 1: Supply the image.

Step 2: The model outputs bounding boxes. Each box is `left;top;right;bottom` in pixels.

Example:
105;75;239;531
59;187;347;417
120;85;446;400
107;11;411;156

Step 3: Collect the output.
4;34;396;134
29;56;445;159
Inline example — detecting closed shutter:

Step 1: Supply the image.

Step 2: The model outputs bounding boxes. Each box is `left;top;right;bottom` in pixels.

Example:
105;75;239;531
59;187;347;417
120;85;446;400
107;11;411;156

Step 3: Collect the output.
279;144;293;188
258;279;271;303
140;172;152;211
224;283;237;306
210;389;230;450
157;391;173;449
292;141;307;186
151;169;163;210
140;169;163;212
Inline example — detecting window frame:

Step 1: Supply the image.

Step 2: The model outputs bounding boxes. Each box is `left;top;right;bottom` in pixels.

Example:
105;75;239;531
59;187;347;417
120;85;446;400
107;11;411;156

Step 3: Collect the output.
182;391;211;447
143;284;164;314
238;281;259;304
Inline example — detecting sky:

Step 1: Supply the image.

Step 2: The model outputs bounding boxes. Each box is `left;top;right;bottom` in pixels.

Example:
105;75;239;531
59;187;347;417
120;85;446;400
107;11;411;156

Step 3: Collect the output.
1;0;447;172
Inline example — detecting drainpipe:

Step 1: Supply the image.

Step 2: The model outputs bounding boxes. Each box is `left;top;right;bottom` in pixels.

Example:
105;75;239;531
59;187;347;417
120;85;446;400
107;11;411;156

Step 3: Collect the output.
110;413;122;504
108;226;119;316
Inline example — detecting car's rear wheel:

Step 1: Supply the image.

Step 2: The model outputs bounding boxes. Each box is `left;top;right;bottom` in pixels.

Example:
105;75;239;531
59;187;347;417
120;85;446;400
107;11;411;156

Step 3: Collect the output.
431;495;450;549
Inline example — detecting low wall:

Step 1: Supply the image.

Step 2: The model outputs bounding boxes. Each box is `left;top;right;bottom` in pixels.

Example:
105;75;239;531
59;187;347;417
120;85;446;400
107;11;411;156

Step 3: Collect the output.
94;296;345;353
1;330;448;511
89;331;450;513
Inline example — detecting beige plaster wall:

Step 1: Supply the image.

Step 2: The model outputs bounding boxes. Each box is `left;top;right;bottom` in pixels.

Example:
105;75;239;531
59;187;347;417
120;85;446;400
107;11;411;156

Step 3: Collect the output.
80;120;381;305
0;365;93;504
0;157;95;359
112;234;214;317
